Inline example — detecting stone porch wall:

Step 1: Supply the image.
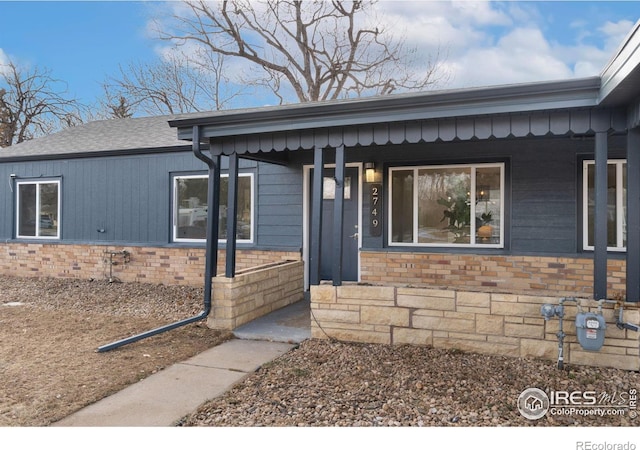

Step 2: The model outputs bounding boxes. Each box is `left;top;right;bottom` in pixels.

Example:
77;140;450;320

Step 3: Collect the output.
361;251;626;298
310;283;640;371
208;260;304;330
0;242;300;286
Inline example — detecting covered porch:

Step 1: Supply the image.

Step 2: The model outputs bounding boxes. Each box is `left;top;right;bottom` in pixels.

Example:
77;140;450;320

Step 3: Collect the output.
171;85;640;303
167;25;640;370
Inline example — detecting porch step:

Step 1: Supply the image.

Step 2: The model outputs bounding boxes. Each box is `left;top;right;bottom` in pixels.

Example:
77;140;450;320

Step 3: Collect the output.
232;298;311;344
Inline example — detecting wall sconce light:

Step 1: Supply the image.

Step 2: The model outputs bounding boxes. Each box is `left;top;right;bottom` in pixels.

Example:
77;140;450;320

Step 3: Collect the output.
364;162;376;183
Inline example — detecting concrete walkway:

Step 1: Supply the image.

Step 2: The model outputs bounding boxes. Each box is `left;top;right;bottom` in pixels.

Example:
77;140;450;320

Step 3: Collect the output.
52;299;310;427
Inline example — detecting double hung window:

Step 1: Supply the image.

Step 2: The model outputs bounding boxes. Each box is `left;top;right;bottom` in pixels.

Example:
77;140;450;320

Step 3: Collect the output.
173;173;254;243
16;180;61;239
389;163;504;247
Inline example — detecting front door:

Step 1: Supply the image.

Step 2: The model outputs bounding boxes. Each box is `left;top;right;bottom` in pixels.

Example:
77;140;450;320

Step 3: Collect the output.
309;167;359;282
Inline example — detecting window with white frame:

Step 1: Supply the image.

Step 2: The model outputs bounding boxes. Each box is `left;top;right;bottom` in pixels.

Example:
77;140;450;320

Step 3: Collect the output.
16;179;61;239
583;159;626;251
389;163;504;247
173;173;254;243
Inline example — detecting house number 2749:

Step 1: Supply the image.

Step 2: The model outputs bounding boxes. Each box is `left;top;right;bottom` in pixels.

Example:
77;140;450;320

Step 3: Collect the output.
370;184;382;237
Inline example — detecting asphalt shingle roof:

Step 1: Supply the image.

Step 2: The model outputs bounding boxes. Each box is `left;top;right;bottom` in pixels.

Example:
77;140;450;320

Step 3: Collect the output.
0;114;189;160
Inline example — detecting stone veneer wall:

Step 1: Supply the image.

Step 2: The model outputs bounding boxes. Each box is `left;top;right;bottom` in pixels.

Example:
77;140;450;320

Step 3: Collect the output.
360;251;626;298
310;283;640;371
0;242;300;286
208;260;304;330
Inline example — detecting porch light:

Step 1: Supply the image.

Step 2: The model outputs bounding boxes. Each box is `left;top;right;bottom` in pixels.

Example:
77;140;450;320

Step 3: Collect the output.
364;162;377;183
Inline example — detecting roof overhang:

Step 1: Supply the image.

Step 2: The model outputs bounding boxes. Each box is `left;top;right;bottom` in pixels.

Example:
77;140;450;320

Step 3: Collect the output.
169;77;602;142
599;20;640;107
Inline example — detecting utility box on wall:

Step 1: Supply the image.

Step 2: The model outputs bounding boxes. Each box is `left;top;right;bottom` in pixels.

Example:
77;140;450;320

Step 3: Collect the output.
575;312;607;351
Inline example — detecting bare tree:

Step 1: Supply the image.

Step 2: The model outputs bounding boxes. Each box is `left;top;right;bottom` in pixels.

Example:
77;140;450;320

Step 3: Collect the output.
106;96;135;119
153;0;446;104
0;89;11;146
101;49;247;116
0;60;85;147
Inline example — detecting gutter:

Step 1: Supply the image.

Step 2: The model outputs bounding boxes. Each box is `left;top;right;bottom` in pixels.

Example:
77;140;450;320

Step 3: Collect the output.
0;145;194;164
97;126;219;352
169;77;602;140
599;19;640;104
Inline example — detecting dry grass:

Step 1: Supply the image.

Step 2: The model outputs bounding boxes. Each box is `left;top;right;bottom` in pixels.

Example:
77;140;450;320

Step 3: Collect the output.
0;276;231;426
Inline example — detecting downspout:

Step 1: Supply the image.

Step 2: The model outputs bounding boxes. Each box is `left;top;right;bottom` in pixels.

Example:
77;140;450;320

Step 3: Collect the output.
97;126;219;352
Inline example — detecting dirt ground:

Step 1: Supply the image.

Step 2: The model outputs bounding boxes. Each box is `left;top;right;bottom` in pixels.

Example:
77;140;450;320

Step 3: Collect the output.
1;275;639;429
0;276;231;426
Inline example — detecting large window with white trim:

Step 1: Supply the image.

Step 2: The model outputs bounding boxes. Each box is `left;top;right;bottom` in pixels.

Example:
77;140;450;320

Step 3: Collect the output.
389;163;504;247
16;179;61;239
583;159;626;251
173;173;254;243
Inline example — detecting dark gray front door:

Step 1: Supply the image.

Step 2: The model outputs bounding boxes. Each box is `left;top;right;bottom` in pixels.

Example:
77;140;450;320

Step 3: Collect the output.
310;167;359;282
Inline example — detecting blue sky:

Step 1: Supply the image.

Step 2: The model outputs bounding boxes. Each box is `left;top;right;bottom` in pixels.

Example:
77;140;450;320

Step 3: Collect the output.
1;1;159;108
1;1;639;112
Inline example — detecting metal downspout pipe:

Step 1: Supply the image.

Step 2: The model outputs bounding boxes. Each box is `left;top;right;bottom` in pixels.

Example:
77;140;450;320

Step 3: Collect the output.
97;126;220;352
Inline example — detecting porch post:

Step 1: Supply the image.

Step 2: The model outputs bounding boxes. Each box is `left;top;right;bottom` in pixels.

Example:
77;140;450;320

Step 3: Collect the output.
332;145;345;286
626;128;640;302
309;147;325;285
594;131;608;300
225;153;239;278
208;154;222;279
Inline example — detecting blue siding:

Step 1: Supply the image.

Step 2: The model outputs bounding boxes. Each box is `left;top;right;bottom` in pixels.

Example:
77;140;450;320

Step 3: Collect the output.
349;137;601;256
510;142;578;253
0;151;299;251
256;163;303;249
0;134;621;259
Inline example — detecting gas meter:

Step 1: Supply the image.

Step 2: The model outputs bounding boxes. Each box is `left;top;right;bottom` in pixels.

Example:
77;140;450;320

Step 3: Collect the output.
575;312;606;351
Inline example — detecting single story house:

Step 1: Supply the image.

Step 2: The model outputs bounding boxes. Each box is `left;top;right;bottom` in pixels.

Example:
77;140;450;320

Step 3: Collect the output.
2;21;640;370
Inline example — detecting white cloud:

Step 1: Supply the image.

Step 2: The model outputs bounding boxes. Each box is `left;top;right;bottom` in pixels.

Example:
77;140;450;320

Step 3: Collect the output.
148;1;637;94
600;19;636;51
550;19;635;79
377;2;637;89
448;27;573;88
0;48;8;67
378;1;510;50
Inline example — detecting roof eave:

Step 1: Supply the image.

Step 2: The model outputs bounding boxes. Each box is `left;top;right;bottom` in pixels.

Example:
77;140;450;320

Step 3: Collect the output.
0;145;193;163
169;77;602;141
599;20;640;105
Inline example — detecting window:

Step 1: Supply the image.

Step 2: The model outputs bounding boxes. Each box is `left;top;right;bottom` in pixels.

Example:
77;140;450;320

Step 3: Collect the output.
173;173;254;243
389;163;504;247
16;180;61;239
583;160;626;251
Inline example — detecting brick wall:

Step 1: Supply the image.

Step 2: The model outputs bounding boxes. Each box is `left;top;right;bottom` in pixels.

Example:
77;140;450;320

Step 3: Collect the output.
361;251;626;298
0;242;301;286
310;283;640;371
208;260;304;330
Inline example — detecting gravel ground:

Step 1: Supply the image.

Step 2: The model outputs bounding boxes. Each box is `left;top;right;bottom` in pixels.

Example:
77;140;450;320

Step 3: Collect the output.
1;275;638;428
179;339;639;427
